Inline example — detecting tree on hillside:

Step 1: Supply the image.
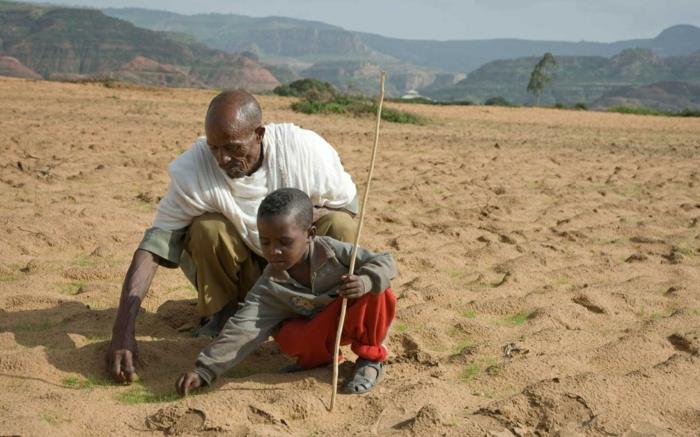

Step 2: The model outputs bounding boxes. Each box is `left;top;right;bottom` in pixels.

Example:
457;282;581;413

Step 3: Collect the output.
527;52;557;106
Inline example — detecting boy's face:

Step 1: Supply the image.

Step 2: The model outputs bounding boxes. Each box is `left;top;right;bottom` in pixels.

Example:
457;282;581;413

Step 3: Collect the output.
258;213;314;272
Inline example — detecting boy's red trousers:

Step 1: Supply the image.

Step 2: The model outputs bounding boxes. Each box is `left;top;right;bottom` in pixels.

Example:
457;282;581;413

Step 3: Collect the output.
274;289;396;369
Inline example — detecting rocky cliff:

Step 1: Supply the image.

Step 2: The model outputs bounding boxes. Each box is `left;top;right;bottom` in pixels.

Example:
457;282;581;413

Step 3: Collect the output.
0;2;280;91
0;56;41;79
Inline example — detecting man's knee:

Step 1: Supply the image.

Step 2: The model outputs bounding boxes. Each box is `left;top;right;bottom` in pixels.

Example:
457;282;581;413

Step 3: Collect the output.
186;213;248;256
316;212;355;243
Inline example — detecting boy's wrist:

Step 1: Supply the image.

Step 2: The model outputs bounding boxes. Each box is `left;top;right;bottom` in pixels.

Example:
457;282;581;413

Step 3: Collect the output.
359;275;373;294
194;366;215;386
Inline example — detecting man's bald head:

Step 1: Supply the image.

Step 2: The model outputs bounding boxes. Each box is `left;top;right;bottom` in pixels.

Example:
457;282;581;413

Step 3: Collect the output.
205;89;262;139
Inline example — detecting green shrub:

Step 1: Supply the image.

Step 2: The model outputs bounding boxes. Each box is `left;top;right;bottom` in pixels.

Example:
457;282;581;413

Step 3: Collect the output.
608;106;665;116
379;107;421;124
291;95;424;124
679;108;700;117
574;102;588;110
609;105;700;117
484;96;512;107
387;98;474;106
274;78;337;102
553;102;566;109
442;100;474;106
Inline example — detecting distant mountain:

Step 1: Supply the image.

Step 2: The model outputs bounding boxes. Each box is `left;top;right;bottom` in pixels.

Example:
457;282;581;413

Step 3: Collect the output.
104;8;700;75
0;1;280;91
592;81;700;112
356;25;700;73
426;49;700;109
102;7;455;95
103;8;382;65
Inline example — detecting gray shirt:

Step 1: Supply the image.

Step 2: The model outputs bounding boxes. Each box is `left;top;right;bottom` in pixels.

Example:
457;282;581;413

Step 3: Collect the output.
194;236;396;385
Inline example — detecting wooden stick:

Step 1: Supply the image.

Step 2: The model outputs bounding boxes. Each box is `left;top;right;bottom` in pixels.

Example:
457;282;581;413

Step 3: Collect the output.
330;71;386;411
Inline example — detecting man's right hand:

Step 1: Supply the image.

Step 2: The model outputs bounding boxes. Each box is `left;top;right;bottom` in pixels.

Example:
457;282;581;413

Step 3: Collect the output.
106;249;160;384
106;337;139;384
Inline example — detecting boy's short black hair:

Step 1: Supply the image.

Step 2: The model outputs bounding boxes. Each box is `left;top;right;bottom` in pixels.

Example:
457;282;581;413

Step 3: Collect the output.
258;188;313;229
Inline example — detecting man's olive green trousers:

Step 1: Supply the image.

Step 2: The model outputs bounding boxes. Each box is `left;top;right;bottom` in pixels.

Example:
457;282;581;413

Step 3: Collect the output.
184;212;355;316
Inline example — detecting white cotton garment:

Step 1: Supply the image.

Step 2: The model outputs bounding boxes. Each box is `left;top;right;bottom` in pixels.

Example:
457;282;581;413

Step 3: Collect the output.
152;123;357;255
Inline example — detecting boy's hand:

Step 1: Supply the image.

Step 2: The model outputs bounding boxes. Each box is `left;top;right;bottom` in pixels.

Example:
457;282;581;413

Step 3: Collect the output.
175;372;202;397
339;274;368;299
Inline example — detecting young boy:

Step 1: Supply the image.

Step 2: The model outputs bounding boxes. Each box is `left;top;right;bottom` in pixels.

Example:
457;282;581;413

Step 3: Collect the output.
176;188;397;396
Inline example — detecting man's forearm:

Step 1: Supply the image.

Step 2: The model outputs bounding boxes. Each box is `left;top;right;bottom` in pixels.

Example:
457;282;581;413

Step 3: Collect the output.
111;249;159;341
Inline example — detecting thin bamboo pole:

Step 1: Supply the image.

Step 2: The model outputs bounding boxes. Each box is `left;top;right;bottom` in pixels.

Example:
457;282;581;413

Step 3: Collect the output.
330;71;386;411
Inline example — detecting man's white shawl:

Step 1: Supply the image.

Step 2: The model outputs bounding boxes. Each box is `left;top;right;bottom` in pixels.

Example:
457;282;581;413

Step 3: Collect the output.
153;123;356;255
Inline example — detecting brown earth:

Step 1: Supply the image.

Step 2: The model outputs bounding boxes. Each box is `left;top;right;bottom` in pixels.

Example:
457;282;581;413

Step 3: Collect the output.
1;76;699;436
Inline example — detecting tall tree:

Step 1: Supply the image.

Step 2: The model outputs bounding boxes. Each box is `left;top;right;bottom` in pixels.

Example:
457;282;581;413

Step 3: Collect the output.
527;52;557;106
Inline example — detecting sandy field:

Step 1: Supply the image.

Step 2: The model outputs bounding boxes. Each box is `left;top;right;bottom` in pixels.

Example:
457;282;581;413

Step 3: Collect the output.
1;76;699;436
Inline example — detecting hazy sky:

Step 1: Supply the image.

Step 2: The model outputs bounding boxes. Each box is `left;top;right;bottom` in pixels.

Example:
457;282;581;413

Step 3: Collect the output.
22;0;700;42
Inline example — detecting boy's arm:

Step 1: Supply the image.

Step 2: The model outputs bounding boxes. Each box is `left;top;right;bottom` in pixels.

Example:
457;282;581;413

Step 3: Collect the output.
192;286;295;385
324;237;397;294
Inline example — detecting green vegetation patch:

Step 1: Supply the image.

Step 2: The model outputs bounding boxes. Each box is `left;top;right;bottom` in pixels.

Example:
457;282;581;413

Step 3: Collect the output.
41;412;60;425
453;338;474;355
84;334;109;344
387;97;474;106
0;272;19;283
274;78;337;101
461;356;504;382
552;102;588;110
116;384;180;405
608;106;700;117
461;362;480;381
61;281;84;295
500;311;529;326
637;306;677;321
394;322;409;333
278;78;423;124
462;310;477;319
292;96;424;124
63;376;115;389
484;96;515;107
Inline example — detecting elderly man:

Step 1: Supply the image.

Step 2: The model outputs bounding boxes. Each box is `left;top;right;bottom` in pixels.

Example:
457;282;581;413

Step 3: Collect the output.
107;90;357;383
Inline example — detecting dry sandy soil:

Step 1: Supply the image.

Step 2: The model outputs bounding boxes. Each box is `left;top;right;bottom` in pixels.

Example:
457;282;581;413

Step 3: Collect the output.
1;77;699;436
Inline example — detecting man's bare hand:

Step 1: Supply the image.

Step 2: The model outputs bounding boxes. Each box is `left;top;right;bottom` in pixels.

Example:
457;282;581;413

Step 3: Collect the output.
312;207;331;223
107;249;159;384
106;337;139;384
176;372;203;397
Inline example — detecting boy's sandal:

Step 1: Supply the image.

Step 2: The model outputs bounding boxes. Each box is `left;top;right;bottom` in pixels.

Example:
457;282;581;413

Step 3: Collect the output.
344;359;384;394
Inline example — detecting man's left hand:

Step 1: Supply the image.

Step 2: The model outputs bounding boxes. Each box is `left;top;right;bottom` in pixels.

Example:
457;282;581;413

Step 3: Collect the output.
312;207;331;223
339;274;368;299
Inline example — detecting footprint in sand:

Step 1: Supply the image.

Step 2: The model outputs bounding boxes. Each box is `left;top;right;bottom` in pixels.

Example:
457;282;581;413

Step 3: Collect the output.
145;407;206;435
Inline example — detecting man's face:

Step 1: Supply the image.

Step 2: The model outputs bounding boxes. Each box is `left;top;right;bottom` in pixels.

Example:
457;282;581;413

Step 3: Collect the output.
258;213;311;272
206;127;262;179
